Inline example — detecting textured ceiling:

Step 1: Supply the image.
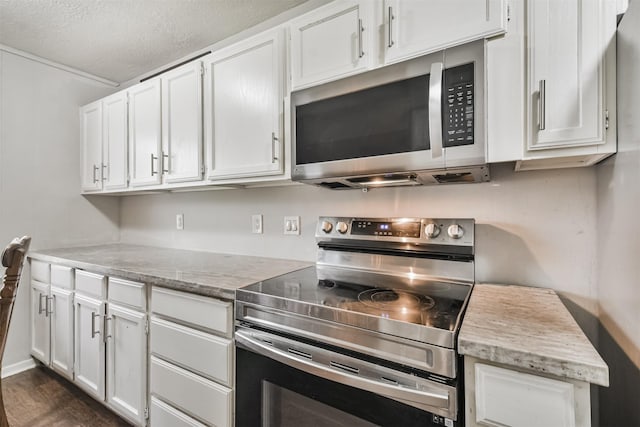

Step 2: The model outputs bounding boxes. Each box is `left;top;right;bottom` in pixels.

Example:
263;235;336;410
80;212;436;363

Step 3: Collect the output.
0;0;308;83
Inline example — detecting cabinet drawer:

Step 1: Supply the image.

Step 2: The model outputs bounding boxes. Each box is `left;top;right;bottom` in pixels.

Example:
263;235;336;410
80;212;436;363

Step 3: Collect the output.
151;288;232;337
108;277;146;310
151;317;232;386
31;260;50;283
75;270;106;299
151;396;206;427
151;356;232;427
51;265;74;289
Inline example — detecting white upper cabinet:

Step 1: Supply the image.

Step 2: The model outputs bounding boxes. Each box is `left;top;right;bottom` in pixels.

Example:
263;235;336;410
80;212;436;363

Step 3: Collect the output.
204;28;285;180
527;0;615;151
384;0;507;65
102;91;129;190
290;0;375;90
80;101;103;192
161;61;204;184
128;79;162;187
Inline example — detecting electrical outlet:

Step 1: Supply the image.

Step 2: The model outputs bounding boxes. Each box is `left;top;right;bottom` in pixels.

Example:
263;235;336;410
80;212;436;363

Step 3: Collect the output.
284;216;300;235
252;214;263;234
176;213;184;230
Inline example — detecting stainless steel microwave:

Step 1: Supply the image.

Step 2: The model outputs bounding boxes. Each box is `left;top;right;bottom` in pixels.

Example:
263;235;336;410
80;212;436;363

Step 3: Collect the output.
291;41;489;189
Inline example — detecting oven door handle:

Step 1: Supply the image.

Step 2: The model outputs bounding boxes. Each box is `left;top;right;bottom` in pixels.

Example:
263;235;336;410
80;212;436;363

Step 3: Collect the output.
235;330;450;410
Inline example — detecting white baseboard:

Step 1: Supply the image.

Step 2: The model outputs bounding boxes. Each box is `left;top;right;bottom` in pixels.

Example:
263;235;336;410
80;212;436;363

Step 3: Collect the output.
1;358;36;378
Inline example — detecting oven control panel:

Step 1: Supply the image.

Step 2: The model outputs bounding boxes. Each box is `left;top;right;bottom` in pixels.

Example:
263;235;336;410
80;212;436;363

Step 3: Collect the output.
316;217;474;248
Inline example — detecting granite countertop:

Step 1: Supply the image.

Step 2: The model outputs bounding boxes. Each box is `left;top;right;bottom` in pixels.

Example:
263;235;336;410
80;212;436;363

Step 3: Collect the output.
29;244;312;300
459;284;609;386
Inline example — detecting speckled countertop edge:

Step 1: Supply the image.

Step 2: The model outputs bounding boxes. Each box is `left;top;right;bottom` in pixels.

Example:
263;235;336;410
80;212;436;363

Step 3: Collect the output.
459;283;609;386
29;244;313;301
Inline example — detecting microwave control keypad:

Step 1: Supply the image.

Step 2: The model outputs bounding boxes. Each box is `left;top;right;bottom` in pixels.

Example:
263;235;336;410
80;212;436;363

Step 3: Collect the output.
443;63;474;148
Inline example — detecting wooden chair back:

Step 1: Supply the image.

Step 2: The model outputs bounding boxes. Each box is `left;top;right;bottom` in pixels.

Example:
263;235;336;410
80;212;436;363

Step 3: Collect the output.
0;236;31;427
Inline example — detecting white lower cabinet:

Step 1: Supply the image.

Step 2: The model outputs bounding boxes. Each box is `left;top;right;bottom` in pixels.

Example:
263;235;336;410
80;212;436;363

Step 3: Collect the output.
150;287;233;427
50;286;74;379
106;303;147;425
30;279;51;365
74;292;106;400
151;356;232;427
30;261;75;381
465;356;591;427
150;396;207;427
73;272;149;426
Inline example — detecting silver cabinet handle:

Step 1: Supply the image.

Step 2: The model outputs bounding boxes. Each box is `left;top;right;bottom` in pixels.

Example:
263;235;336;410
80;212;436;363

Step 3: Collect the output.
271;132;279;163
45;296;53;316
162;151;169;174
92;165;100;183
357;18;364;58
150;153;158;176
91;312;101;338
428;62;444;159
538;79;546;130
236;330;450;411
104;316;112;341
102;164;108;182
387;6;394;48
38;293;46;315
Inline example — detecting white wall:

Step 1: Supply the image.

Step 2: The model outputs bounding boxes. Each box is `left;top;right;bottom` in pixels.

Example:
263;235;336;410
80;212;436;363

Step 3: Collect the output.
0;51;120;366
121;163;599;310
596;0;640;368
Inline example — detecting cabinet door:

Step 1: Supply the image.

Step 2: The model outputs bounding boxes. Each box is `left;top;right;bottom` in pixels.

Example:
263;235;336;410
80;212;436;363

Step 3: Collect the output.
106;304;147;425
102;91;129;190
74;293;105;400
30;280;50;364
289;0;375;89
204;29;285;180
80;100;103;192
474;363;578;427
384;0;507;64
161;61;204;184
528;0;614;150
50;286;74;380
128;79;162;187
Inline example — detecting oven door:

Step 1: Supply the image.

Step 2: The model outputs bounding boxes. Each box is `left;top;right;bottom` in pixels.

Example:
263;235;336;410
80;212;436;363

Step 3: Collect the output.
235;327;460;427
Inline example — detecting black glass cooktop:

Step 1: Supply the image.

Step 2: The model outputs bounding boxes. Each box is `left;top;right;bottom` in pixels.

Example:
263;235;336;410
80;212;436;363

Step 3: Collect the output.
239;266;472;332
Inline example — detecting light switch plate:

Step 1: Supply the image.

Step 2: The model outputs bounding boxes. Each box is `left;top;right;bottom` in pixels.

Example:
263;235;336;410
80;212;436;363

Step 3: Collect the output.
252;214;263;234
176;214;184;230
284;216;300;235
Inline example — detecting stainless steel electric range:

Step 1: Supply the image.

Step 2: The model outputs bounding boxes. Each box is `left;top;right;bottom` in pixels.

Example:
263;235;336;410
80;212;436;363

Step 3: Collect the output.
235;216;475;427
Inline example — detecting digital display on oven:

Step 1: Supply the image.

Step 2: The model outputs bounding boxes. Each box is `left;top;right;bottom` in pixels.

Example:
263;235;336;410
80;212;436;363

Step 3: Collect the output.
351;221;421;238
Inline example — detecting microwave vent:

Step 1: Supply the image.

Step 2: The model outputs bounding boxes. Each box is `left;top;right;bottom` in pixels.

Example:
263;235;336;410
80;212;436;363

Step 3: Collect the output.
319;182;352;189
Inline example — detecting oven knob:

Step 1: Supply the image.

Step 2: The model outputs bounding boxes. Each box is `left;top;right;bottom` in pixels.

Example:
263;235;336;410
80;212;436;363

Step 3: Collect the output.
336;221;349;234
447;224;464;239
321;221;333;234
424;223;440;239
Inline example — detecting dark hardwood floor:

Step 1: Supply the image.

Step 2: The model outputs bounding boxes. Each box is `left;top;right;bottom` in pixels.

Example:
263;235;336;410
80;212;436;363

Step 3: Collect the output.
2;365;131;426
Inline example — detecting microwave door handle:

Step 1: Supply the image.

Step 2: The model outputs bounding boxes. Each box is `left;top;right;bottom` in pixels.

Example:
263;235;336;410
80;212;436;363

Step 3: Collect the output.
429;62;444;159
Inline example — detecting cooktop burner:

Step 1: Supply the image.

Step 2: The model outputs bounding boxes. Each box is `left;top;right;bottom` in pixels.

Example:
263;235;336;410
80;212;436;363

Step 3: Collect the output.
358;288;435;311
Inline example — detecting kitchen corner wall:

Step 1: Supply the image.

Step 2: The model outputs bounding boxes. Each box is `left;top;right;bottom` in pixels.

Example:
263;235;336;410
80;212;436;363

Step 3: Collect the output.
0;51;120;367
595;1;640;425
120;163;599;309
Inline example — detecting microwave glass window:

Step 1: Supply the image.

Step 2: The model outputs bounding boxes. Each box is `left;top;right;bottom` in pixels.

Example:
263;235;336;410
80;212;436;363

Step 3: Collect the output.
295;75;430;164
